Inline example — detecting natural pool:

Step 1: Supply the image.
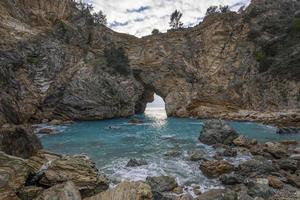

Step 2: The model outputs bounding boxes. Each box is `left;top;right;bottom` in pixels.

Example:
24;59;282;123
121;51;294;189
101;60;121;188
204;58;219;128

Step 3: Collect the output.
40;109;300;193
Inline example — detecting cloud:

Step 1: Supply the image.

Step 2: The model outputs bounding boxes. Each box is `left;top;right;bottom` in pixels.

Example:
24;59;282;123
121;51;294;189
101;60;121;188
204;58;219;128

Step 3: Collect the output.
91;0;251;37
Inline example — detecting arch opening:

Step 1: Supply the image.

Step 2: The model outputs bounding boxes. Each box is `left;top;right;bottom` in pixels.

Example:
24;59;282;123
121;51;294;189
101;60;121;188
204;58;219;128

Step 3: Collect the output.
144;93;167;119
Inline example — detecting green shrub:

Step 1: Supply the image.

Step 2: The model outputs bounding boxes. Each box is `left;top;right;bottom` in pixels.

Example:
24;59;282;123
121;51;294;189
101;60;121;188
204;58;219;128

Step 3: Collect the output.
104;45;131;75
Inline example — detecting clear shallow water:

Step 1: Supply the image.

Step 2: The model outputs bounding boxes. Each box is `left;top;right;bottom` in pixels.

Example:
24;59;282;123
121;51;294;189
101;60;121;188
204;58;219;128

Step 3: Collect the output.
40;109;300;193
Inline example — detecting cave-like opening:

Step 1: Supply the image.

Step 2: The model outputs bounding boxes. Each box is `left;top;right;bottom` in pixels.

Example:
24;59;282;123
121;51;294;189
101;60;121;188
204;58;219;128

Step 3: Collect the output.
144;93;167;119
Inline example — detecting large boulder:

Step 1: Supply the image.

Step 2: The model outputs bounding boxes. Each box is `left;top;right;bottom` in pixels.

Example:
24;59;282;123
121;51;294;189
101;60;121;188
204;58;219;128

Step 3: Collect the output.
145;176;178;192
0;125;42;158
85;181;152;200
38;155;109;198
199;120;238;145
236;158;277;178
0;151;31;199
199;160;234;178
34;181;81;200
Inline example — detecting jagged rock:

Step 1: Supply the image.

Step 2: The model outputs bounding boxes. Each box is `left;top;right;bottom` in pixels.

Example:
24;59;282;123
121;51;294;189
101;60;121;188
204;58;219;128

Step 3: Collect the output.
247;183;275;199
233;135;256;148
199;120;239;145
85;181;152;200
277;127;299;134
267;176;283;189
126;158;148;167
38;155;109;198
199;160;234;178
236;158;277;178
17;186;44;200
0;152;31;199
0;126;42;158
34;181;81;200
146;176;178;192
188;150;207;161
197;189;236;200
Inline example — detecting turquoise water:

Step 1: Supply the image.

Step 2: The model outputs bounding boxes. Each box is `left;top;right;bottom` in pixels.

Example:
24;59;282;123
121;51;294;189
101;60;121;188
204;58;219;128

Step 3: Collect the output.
40;109;300;193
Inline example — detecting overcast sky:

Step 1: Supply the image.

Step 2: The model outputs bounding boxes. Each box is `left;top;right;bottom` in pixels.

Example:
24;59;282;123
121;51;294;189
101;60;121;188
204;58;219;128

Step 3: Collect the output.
90;0;250;37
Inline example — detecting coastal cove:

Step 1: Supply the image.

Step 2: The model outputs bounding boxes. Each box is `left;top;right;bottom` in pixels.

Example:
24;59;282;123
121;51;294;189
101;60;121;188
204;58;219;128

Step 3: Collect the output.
38;109;300;195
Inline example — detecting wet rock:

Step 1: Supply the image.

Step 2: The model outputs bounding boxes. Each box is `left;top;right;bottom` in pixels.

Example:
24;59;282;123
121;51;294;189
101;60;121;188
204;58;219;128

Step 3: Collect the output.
17;186;43;200
49;119;64;125
236;158;277;178
86;181;152;200
38;128;55;134
220;174;243;185
126;158;148;167
278;158;298;172
233;135;256;148
199;160;234;178
197;189;236;200
0;125;42;158
164;149;181;157
38;155;109;198
0;152;31;197
215;146;237;157
264;142;288;159
247;183;275;199
267;176;283;189
34;181;81;200
280;140;299;146
188;150;207;161
128;118;144;124
277;127;299;134
146;176;178;192
199;120;238;145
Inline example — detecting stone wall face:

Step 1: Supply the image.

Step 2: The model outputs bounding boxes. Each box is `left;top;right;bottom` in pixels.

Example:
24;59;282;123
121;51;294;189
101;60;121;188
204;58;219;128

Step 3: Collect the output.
0;0;299;126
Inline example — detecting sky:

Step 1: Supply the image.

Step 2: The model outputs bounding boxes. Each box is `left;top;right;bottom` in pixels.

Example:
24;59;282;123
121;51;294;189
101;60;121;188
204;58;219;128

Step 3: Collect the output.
90;0;251;37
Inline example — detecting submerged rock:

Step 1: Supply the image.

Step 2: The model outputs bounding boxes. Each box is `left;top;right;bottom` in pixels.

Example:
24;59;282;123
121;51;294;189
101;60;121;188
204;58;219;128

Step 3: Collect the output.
199;160;234;178
126;158;148;167
38;128;55;135
128;118;144;124
188;150;207;161
86;181;152;200
199;120;238;145
146;176;178;192
0;125;42;158
34;181;81;200
38;155;109;198
277;127;299;134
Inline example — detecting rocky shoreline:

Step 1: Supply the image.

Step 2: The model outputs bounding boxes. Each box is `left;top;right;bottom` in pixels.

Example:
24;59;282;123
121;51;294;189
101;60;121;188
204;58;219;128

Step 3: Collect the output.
1;120;299;200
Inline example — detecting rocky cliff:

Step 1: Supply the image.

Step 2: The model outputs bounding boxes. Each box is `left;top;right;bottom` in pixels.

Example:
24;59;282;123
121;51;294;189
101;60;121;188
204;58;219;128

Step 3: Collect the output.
0;0;299;127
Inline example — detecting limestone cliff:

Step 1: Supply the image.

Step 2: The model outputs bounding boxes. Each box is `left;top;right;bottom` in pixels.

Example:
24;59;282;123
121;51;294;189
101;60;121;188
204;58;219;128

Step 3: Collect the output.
0;0;299;127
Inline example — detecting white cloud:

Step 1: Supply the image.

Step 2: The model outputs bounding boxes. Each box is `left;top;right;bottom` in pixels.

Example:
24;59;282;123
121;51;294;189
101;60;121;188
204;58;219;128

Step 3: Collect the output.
91;0;250;37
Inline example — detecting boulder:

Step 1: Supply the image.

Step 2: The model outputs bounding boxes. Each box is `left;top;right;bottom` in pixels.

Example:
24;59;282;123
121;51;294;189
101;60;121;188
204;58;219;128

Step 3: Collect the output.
188;150;207;161
0;152;31;196
220;174;243;185
34;181;81;200
267;176;283;189
233;135;256;148
290;154;300;161
236;158;277;178
197;189;236;200
38;155;109;198
0;125;42;158
126;158;148;167
278;158;298;172
264;142;288;159
247;183;275;199
146;176;178;192
49;119;64;125
199;120;238;145
85;181;152;200
286;173;300;188
38;128;55;135
199;160;234;178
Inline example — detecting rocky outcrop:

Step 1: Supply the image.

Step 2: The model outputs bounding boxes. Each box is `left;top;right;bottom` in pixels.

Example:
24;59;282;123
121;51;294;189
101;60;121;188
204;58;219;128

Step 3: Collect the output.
0;0;299;126
34;181;81;200
0;125;42;158
86;181;152;200
199;160;234;178
199;120;238;145
38;155;109;198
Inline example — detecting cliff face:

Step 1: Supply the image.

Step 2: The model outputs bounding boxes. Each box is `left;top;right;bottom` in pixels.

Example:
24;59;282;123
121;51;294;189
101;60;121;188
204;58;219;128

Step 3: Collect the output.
0;0;299;126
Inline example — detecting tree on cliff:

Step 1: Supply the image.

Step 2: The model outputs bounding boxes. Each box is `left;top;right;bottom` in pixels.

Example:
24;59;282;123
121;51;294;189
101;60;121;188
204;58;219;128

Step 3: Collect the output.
169;10;183;29
93;10;107;25
206;6;218;16
152;29;160;35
